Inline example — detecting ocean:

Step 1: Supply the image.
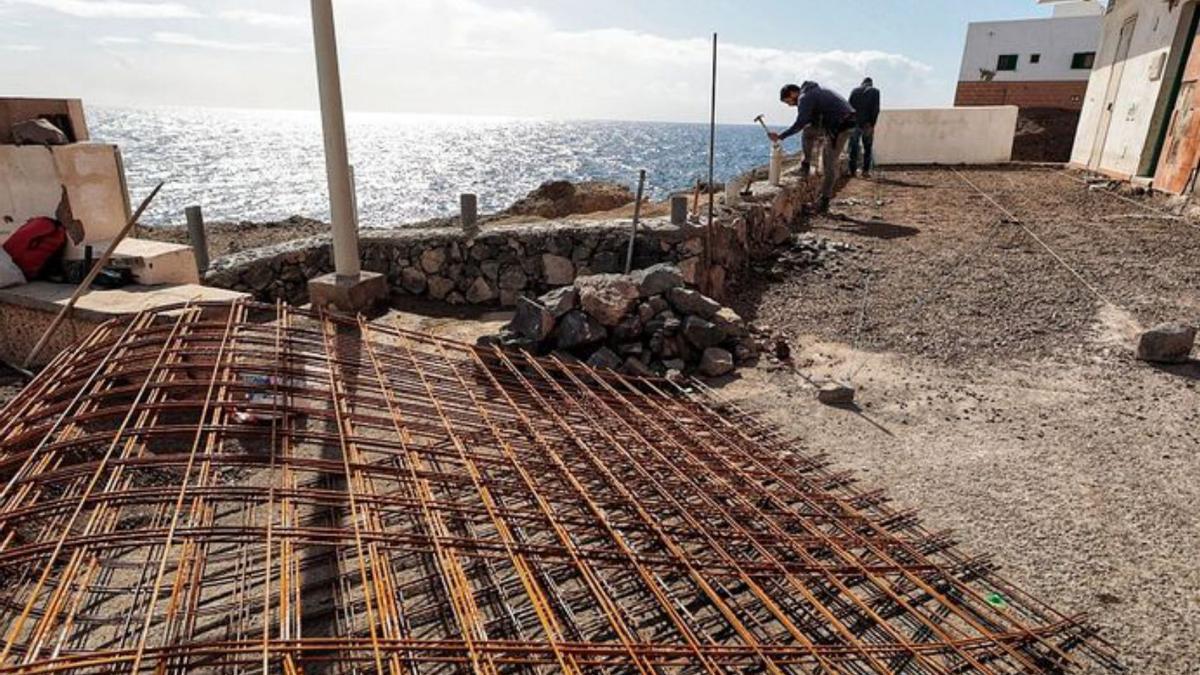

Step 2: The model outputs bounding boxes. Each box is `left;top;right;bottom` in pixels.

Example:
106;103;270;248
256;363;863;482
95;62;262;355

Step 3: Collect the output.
90;106;772;228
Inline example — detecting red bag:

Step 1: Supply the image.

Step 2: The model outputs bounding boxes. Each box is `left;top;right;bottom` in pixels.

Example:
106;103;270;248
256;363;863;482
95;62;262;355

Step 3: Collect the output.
3;217;66;280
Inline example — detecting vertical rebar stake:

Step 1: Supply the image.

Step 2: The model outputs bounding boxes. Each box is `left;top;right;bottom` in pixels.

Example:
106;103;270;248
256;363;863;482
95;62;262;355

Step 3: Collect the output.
624;170;647;275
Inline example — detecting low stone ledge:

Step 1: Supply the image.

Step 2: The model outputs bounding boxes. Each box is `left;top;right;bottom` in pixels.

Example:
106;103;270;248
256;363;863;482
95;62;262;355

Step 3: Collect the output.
202;170;820;308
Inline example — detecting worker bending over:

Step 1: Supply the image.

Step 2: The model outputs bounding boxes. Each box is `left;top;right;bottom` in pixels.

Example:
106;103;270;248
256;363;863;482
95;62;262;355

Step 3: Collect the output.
848;77;880;178
769;81;857;213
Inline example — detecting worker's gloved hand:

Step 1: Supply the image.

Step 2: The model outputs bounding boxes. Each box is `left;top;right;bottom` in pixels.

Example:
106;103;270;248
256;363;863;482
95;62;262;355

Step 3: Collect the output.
768;132;781;142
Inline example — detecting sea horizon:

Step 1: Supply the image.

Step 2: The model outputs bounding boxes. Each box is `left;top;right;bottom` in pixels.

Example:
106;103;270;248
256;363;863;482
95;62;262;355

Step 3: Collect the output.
90;105;775;228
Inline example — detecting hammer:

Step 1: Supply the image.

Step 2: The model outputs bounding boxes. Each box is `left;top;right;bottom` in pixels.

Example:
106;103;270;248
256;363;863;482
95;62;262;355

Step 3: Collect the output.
753;114;772;139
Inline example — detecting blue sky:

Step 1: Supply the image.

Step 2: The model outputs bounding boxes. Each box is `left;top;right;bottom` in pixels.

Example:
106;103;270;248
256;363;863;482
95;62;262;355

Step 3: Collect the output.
0;0;1064;124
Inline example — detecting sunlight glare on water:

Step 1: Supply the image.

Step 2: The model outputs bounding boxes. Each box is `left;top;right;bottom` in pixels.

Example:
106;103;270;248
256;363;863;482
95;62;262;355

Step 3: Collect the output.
91;106;770;228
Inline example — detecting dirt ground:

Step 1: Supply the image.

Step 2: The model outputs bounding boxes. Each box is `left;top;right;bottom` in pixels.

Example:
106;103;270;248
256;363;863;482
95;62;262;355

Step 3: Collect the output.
3;166;1195;672
727;166;1199;674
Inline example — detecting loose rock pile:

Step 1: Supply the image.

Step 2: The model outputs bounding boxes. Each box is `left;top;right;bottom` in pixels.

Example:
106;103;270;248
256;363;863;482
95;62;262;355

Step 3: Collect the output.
487;264;760;379
755;233;858;279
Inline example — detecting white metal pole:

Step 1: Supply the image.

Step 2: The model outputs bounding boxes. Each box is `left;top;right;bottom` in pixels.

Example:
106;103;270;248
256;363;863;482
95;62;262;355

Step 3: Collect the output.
310;0;360;278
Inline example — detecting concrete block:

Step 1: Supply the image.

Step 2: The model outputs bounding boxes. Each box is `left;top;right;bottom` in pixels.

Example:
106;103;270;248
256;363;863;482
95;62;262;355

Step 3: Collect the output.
106;238;201;285
308;271;389;314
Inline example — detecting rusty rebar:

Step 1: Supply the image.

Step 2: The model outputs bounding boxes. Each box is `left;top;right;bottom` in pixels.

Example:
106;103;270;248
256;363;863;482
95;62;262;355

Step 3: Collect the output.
0;300;1120;674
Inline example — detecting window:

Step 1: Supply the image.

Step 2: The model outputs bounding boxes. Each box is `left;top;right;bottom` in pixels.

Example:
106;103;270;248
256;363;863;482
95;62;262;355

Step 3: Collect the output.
996;54;1018;71
1072;52;1096;69
1030;53;1041;64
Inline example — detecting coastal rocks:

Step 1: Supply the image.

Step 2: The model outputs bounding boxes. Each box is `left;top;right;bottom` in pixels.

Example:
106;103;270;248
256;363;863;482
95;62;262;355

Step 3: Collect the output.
489;265;760;379
505;181;635;219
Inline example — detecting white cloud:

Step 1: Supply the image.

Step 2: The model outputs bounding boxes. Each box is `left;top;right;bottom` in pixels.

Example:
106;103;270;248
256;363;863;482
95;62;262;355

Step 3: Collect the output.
152;31;298;53
94;35;141;45
218;9;303;28
5;0;201;19
333;0;941;122
2;44;41;51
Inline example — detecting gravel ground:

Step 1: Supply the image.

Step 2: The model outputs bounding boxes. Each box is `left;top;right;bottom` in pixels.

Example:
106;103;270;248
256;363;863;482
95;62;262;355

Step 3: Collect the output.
2;167;1194;671
726;166;1200;674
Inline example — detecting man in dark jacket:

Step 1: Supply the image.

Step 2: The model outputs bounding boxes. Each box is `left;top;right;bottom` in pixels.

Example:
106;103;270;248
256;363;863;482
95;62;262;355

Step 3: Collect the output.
848;77;881;178
769;81;857;212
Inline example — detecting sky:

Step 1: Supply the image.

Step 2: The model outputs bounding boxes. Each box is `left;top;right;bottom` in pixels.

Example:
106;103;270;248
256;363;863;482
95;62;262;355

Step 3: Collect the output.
0;0;1068;124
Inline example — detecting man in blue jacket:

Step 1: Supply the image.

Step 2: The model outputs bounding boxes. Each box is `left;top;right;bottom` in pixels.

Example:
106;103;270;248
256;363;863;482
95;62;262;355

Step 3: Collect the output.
769;81;857;213
848;77;881;178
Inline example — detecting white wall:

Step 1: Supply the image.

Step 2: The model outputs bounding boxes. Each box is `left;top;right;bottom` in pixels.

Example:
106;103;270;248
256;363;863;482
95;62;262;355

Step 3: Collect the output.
1071;0;1195;177
0;144;132;259
1049;0;1104;18
959;15;1103;82
874;107;1019;165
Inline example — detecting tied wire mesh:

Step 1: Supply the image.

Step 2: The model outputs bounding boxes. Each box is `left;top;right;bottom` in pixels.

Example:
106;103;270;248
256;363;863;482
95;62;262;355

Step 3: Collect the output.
0;300;1118;674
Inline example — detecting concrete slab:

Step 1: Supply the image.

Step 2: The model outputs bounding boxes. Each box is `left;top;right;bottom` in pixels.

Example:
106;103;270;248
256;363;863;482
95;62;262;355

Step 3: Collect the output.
0;282;248;367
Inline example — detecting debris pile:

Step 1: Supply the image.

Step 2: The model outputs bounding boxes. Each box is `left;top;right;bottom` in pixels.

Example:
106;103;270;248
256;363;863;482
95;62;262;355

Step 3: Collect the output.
487;263;761;379
755;232;858;279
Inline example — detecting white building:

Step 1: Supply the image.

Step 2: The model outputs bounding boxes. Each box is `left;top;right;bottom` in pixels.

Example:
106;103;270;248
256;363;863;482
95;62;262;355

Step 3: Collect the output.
956;1;1104;110
1071;0;1200;195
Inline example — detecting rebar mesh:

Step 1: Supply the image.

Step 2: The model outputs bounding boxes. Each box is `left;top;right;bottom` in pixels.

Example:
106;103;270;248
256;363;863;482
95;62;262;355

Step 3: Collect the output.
0;300;1118;674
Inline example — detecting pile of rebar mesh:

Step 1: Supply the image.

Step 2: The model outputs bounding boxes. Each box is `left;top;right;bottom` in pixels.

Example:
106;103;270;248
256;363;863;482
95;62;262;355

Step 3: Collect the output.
0;300;1118;674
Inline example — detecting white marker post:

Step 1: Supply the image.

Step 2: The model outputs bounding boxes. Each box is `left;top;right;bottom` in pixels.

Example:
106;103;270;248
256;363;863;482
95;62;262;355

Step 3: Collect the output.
307;0;387;312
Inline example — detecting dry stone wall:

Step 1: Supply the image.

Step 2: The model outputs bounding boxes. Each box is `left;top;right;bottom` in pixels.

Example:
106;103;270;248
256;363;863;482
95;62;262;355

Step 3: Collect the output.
204;170;816;307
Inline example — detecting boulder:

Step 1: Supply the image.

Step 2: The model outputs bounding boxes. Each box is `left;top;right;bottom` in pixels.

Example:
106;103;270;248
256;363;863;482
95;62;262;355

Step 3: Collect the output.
683;316;726;350
817;382;856;406
667;287;721;318
611;316;643;342
712;307;747;338
400;267;428;294
622;357;655;377
587;346;623;370
419;247;446;274
1137;323;1196;364
577;274;639;326
663;358;686;372
504;180;635;219
12;118;69;146
555;311;607;350
465;277;498;304
510;297;556;342
699;348;735;377
543;254;575;285
538;286;579;317
630;263;684;297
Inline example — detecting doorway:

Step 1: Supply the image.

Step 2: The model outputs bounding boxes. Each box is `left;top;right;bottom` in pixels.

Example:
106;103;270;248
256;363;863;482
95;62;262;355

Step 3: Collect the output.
1089;16;1139;169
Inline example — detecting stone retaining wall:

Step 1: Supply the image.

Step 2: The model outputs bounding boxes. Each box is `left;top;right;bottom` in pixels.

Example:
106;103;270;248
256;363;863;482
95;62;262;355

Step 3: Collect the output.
204;170;814;307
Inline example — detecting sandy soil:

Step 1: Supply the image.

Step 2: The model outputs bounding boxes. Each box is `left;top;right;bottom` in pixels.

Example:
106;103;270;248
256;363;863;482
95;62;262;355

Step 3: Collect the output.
725;167;1200;674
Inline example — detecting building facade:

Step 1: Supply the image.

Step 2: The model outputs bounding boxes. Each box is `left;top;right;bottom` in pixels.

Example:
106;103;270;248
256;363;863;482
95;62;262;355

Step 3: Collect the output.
1071;0;1200;194
955;1;1104;110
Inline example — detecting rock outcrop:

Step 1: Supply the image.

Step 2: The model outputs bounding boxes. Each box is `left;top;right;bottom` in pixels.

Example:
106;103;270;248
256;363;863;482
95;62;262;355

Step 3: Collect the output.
504;181;635;219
